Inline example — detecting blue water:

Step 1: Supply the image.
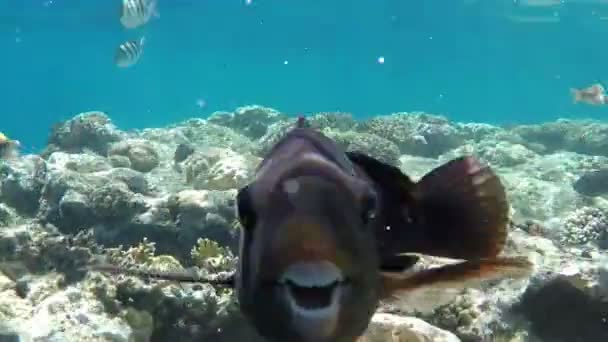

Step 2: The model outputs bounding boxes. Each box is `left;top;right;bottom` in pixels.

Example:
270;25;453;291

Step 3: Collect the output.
2;0;608;150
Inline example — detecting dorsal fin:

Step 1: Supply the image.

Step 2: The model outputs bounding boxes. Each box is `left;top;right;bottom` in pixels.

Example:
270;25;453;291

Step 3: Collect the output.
295;115;311;129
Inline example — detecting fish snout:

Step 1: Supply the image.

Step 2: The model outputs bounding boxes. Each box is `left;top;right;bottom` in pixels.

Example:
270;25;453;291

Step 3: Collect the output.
278;261;350;340
266;220;354;339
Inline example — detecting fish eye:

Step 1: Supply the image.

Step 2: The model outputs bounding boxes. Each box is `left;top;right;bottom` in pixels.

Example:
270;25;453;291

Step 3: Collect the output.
236;186;256;229
361;191;378;225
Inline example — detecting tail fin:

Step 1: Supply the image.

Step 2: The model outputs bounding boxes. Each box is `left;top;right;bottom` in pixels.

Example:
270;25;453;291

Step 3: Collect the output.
295;115;310;128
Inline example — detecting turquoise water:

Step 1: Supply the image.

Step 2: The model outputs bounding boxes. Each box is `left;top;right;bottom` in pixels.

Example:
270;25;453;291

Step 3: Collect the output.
2;0;608;149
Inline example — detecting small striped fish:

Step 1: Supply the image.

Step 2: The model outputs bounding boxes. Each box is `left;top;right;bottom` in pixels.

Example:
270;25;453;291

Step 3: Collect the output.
114;37;145;68
120;0;158;29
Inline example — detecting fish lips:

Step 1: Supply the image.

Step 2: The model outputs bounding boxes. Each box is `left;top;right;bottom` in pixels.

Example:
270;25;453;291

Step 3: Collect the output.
276;261;353;340
259;220;356;339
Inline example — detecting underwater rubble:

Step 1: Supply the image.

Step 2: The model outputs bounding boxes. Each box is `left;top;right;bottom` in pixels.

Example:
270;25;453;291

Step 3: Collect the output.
0;106;607;341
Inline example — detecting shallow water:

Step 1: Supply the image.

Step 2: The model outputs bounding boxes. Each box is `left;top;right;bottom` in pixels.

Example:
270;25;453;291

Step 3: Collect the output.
2;0;608;148
0;1;608;342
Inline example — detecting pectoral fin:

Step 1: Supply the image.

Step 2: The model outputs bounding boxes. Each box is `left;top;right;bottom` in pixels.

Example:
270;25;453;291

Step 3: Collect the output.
348;152;510;261
380;257;533;300
379;254;420;273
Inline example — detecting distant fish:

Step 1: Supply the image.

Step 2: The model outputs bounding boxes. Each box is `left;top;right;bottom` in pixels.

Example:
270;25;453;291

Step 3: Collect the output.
573;169;608;196
114;37;145;68
0;132;20;159
119;0;159;29
571;83;607;106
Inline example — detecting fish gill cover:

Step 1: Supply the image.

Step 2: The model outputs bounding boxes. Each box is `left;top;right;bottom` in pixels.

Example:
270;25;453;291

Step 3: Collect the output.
0;0;607;341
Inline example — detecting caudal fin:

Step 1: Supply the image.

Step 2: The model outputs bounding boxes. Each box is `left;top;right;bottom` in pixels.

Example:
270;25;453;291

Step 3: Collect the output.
380;257;533;299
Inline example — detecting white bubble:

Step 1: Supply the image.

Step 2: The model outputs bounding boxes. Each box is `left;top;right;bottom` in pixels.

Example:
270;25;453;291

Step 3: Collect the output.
195;98;207;109
283;60;289;65
283;179;300;194
377;56;385;64
245;0;252;5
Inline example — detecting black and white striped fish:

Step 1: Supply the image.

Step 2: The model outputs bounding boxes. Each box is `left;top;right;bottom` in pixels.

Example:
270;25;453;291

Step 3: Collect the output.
119;0;159;29
114;37;145;68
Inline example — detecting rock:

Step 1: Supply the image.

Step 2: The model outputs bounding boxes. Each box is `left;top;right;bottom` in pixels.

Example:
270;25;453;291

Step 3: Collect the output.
109;139;160;173
102;168;150;195
58;189;94;234
256;118;299;156
19;285;139;342
456;122;506;142
37;155;103;231
184;148;259;191
359;112;465;157
167;189;238;250
36;154;151;234
573;169;608;197
327;130;401;166
515;276;608;342
501;168;582;223
0;272;30;328
444;140;538;168
512;119;608;157
558;206;608;247
174;143;195;163
207;105;287;139
0;156;47;216
47;111;123;156
0;333;20;342
151;119;256;157
109;155;131;168
307;112;358;131
363;314;460;342
0;203;18;227
90;182;146;221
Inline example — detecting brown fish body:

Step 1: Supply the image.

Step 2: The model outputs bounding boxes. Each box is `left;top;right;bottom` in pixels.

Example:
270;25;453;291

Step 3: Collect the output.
236;127;381;342
234;122;531;342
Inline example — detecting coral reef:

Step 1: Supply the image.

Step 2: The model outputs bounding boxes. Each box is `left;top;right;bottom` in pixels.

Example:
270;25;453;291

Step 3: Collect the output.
0;106;608;341
558;207;608;247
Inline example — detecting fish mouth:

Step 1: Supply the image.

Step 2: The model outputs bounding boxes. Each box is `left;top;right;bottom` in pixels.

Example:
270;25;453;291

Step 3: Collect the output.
278;261;348;320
